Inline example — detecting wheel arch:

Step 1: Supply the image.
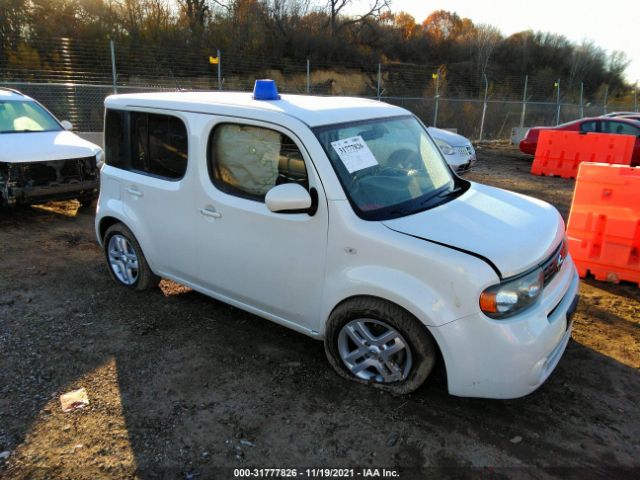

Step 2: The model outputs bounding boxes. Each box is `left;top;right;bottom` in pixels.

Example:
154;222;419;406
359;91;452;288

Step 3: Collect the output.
97;215;123;245
326;294;447;376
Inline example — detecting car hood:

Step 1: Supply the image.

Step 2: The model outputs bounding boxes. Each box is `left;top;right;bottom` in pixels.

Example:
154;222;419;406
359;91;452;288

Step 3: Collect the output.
382;182;565;278
0;131;101;163
427;127;471;146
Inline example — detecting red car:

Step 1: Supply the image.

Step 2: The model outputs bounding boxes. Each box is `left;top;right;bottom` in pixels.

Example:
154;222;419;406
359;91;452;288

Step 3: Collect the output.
519;117;640;166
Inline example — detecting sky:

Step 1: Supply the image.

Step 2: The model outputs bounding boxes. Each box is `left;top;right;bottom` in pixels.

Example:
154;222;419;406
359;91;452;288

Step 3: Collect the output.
350;0;640;83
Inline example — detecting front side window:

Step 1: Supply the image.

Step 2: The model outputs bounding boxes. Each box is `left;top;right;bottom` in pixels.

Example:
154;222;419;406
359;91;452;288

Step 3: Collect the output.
314;115;461;220
580;121;597;133
208;123;308;201
0;100;62;133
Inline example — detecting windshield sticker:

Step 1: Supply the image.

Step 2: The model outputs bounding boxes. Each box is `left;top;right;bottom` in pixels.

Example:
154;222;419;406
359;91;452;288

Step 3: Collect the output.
331;136;378;173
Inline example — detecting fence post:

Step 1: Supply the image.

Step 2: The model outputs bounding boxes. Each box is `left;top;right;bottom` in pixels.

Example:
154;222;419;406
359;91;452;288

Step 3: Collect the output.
306;58;310;94
579;82;584;118
110;39;117;94
603;85;609;114
555;78;561;125
433;73;439;127
376;63;381;101
479;74;488;141
520;74;528;128
217;49;222;90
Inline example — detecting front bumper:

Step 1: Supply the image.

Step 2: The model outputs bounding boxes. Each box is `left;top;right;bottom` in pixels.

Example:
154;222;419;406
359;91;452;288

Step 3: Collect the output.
447;149;477;174
519;139;536;155
0;157;99;206
430;257;580;399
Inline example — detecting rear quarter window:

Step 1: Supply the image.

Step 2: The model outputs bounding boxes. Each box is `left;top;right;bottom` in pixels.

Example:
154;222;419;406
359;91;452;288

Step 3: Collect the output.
104;109;127;168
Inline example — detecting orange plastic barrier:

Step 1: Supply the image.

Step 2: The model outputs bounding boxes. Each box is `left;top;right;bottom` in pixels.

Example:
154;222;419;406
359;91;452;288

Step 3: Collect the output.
531;131;635;179
566;162;640;286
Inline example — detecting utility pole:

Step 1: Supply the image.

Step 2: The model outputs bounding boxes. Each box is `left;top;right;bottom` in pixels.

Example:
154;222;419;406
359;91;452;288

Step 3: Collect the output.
634;82;638;112
433;72;440;127
579;82;584;118
603;84;609;114
479;74;488;141
110;39;117;94
555;79;561;125
217;49;222;91
520;74;528;128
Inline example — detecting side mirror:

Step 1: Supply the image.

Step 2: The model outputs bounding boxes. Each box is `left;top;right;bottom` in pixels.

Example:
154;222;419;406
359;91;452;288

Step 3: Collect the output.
265;183;312;214
60;120;73;130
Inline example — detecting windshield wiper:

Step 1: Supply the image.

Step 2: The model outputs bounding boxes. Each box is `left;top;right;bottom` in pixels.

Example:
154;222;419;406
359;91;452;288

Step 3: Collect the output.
417;186;452;206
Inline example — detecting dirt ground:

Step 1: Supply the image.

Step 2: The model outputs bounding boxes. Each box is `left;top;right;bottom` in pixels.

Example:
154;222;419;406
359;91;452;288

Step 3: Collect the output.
1;145;638;480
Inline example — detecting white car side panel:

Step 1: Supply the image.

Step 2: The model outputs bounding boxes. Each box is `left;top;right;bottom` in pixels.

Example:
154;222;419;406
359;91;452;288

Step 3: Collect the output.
191;113;329;331
319;200;498;334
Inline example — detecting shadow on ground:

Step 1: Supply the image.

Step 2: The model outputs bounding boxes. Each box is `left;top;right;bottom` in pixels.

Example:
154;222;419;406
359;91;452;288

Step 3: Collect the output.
1;162;639;479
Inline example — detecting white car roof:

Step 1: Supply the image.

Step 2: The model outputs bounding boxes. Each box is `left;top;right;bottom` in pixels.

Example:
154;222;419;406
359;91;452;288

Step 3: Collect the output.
104;91;410;127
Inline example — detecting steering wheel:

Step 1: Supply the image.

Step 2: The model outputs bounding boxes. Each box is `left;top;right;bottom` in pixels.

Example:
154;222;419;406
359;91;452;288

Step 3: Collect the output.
387;149;422;171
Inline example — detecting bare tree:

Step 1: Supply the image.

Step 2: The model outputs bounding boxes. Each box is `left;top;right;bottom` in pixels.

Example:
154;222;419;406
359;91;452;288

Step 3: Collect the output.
322;0;391;37
472;23;501;79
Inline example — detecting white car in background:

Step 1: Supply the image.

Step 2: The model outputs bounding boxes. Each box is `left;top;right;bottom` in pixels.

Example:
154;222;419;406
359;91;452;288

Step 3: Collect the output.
0;88;103;207
428;127;476;173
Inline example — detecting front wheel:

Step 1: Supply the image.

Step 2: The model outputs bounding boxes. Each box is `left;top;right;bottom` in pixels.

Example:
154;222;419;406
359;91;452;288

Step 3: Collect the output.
103;223;160;291
324;297;437;394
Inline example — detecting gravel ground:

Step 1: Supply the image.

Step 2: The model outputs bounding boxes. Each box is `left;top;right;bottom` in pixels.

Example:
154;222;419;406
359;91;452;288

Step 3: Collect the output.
0;144;638;480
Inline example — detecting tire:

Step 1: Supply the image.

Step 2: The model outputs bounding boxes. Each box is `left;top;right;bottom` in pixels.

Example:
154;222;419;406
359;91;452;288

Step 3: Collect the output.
103;223;160;291
324;297;436;394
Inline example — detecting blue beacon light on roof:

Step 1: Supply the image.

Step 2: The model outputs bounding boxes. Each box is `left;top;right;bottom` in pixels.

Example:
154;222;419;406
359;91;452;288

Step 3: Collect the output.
253;79;281;101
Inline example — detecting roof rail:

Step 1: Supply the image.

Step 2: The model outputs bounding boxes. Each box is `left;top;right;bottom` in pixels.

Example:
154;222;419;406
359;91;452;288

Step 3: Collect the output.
0;87;24;96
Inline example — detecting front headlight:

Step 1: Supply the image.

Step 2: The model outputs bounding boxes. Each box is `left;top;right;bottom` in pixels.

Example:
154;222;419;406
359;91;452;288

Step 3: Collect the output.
96;149;105;169
435;139;455;155
480;267;544;319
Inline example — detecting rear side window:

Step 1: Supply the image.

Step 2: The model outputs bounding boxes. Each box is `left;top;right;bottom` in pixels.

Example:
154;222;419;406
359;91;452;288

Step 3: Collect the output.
104;109;188;179
131;112;188;179
104;109;127;168
208;123;308;201
601;121;640;136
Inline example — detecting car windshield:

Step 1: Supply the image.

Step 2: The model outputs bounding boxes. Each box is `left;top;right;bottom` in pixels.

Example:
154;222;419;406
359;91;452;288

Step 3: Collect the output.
314;115;461;220
0;100;62;133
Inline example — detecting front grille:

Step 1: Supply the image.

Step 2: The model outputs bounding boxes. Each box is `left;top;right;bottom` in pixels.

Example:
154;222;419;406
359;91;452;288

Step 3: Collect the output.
455;145;475;156
13;156;97;186
20;163;58;186
541;241;568;286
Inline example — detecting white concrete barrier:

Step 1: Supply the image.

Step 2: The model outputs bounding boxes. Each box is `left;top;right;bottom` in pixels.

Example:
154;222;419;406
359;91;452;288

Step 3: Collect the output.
510;127;529;145
77;132;104;148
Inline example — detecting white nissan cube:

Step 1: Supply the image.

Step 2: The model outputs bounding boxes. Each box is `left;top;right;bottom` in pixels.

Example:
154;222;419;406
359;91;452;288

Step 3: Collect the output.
96;80;579;399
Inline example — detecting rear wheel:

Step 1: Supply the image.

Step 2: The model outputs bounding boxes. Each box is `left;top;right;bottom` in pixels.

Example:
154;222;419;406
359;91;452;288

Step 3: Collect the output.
324;297;437;394
103;223;159;291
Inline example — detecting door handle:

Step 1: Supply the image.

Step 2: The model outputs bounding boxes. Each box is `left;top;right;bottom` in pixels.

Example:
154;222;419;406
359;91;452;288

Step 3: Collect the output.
199;207;221;219
126;187;143;197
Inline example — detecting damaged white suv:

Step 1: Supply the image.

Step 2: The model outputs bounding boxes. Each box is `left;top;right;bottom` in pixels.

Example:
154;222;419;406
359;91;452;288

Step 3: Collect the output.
0;88;102;207
96;81;579;399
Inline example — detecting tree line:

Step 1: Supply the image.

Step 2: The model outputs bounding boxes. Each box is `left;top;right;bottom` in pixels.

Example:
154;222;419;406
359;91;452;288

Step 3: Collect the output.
0;0;633;101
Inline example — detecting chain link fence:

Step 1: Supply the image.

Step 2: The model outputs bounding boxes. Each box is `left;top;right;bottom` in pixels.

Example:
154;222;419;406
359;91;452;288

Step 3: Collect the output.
1;37;638;137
